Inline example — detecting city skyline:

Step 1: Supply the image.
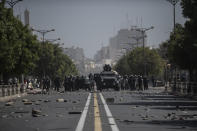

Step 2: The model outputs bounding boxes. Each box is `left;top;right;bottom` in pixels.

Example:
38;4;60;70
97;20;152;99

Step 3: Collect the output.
10;0;186;58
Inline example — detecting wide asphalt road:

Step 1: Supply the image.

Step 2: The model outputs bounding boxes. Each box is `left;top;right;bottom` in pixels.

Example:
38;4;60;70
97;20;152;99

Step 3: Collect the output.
0;87;197;131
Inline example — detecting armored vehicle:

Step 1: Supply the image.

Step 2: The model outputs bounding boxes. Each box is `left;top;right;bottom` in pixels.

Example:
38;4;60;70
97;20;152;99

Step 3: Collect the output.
99;64;120;91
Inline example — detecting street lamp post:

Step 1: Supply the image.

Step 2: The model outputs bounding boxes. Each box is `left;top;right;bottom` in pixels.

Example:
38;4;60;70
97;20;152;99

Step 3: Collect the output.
139;26;154;76
45;38;61;43
166;0;179;30
31;28;55;78
6;0;22;9
166;0;179;89
31;28;55;45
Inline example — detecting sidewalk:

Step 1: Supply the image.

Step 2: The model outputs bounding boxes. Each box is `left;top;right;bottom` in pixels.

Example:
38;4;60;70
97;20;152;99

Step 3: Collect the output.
0;93;27;102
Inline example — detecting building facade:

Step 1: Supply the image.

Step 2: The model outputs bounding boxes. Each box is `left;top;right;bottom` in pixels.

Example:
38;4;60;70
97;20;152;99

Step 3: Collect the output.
94;26;147;66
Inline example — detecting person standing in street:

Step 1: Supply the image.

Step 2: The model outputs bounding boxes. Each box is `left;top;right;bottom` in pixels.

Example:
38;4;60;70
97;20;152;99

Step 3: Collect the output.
143;76;149;90
54;76;60;92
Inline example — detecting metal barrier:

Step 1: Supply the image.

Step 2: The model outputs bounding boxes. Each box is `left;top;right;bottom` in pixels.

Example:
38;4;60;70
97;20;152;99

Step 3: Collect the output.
169;82;197;95
0;84;26;97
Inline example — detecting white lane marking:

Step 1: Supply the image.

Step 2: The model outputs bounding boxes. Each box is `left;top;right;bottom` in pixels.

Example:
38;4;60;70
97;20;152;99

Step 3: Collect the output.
99;93;119;131
75;93;91;131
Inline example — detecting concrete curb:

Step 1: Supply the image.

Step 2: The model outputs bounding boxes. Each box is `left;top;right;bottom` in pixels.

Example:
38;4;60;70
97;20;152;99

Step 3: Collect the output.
0;93;27;102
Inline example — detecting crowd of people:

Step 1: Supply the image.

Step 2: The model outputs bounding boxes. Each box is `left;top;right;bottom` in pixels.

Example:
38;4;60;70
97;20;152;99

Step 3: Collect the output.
1;73;152;93
118;75;149;91
41;75;95;93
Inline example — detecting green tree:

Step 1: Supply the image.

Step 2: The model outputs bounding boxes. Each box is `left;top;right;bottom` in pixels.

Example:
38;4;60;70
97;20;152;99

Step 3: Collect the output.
164;0;197;81
114;55;130;75
181;0;197;81
0;1;40;81
34;42;78;81
114;47;164;77
0;1;77;83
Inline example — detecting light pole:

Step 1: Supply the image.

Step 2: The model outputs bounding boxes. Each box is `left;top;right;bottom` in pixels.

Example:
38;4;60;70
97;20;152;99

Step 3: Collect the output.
45;38;61;43
166;0;179;30
31;28;55;78
166;0;179;89
6;0;22;9
31;28;55;45
139;26;154;76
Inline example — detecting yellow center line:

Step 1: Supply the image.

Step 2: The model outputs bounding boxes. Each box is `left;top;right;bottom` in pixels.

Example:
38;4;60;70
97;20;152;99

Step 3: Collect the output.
94;93;102;131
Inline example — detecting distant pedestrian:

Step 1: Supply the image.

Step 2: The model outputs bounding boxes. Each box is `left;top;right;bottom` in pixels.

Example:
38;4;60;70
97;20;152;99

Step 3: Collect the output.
151;76;155;87
54;76;60;92
138;76;143;91
143;76;149;90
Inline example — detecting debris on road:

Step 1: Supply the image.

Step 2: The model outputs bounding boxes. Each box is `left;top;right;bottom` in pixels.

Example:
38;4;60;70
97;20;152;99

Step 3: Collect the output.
44;100;51;103
24;101;33;105
2;114;8;118
123;120;134;123
72;101;77;103
22;99;29;102
22;99;33;105
5;101;14;106
32;109;42;117
56;98;67;102
68;111;82;114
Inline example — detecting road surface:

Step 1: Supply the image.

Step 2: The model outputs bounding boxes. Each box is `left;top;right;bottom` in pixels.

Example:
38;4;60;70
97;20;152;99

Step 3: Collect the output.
0;87;197;131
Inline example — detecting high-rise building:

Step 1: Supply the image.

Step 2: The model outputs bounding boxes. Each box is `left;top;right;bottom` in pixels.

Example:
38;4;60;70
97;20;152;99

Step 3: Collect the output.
109;27;146;63
24;9;29;26
94;26;147;65
63;46;85;75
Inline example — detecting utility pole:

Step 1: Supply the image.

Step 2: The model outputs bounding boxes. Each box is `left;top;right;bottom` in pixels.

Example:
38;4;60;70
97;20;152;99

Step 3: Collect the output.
45;38;61;43
166;0;179;89
31;28;55;78
166;0;179;30
139;26;154;76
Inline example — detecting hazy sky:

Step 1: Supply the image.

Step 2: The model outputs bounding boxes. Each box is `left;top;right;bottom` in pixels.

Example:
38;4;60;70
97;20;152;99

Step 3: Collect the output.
10;0;185;58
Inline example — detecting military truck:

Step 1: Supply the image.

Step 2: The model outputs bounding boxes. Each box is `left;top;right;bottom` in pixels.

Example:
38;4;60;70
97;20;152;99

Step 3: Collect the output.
99;64;120;91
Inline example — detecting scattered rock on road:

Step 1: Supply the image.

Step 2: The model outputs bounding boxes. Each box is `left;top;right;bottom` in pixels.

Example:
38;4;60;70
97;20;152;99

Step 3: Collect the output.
32;109;42;117
22;99;29;102
123;120;134;123
44;100;51;103
24;101;33;105
68;111;82;114
56;98;66;102
5;101;14;106
2;114;8;118
72;101;77;103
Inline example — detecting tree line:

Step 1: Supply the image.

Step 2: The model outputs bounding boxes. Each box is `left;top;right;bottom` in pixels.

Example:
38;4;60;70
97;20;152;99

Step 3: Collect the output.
159;0;197;82
0;0;78;83
115;0;197;82
114;47;164;78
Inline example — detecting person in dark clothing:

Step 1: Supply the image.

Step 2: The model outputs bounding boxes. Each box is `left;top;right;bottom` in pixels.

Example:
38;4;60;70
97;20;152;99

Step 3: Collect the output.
128;75;133;90
68;76;73;91
45;77;50;93
75;76;80;91
143;76;149;90
151;76;155;87
133;75;137;90
138;75;143;91
54;77;60;92
63;76;69;92
71;76;76;91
